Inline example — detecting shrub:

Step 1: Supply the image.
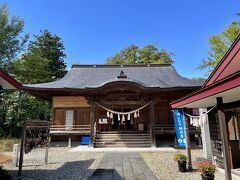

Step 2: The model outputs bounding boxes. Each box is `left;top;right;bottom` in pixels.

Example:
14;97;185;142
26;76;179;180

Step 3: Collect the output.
0;138;20;152
174;153;187;163
194;159;215;176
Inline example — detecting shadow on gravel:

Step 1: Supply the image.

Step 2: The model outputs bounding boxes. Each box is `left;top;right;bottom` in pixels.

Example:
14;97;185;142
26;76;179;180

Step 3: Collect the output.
8;159;95;180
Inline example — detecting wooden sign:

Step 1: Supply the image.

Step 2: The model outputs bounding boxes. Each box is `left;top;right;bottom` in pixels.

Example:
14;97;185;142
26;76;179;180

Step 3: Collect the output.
18;120;50;176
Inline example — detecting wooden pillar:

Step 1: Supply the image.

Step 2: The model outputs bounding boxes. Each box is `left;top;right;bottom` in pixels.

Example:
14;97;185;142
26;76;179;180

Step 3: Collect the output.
18;122;26;176
89;102;96;148
183;107;192;171
68;135;71;148
216;97;232;180
150;101;156;147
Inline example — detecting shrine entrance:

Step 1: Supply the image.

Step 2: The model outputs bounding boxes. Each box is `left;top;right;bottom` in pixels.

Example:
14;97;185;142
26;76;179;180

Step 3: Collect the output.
112;108;133;130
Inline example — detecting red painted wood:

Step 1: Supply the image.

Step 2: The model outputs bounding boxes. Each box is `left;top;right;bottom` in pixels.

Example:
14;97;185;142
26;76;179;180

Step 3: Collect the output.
216;49;240;82
171;35;240;108
0;69;22;89
203;35;240;87
171;73;240;108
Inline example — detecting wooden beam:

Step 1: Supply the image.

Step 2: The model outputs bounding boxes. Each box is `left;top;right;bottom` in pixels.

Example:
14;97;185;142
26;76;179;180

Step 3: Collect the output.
216;97;232;180
99;100;148;106
149;101;156;147
89;102;96;147
223;100;240;110
183;107;192;171
18;123;26;176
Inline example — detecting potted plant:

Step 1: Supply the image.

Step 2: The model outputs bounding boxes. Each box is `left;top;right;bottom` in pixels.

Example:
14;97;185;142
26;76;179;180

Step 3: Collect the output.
194;159;216;180
174;153;187;172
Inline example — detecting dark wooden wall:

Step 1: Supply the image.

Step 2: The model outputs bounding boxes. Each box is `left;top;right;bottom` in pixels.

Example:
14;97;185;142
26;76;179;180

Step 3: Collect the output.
53;108;91;126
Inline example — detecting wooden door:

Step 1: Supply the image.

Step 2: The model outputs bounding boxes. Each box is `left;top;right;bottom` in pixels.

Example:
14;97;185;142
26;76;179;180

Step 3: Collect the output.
75;108;91;125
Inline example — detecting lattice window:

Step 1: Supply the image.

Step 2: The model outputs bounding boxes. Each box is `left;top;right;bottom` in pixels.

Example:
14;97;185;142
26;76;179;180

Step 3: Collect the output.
65;110;74;129
208;109;224;168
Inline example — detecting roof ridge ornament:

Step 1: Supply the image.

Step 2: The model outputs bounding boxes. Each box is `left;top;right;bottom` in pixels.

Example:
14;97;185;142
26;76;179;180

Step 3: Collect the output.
117;70;127;79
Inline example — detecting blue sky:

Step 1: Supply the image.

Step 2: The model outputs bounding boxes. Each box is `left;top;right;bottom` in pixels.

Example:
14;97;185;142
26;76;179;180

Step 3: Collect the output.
1;0;239;78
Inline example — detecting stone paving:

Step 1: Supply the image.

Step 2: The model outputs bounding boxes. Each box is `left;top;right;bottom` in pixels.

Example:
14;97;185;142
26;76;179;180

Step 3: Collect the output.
89;152;157;180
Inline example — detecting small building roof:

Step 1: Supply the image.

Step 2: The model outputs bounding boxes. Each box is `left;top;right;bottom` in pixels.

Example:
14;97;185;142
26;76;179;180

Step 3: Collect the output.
24;64;201;90
0;68;22;90
171;34;240;108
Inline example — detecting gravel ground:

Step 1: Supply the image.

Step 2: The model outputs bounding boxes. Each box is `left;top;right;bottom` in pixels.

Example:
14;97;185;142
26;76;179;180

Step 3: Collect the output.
141;149;225;180
4;147;104;180
2;147;237;180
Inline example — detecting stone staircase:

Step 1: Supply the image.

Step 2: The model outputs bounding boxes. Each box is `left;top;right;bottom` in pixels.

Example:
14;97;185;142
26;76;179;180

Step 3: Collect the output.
94;131;151;148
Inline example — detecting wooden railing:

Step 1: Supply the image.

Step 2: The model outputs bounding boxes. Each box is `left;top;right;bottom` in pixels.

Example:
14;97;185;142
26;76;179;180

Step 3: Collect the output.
154;124;200;135
50;125;91;135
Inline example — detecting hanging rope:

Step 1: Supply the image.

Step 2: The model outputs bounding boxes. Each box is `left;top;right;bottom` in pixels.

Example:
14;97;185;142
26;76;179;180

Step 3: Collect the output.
183;106;215;118
182;106;215;127
95;100;153;115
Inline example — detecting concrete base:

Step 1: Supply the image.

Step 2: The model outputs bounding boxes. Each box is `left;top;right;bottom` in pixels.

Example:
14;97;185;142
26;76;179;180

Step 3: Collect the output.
69;146;177;152
217;167;239;180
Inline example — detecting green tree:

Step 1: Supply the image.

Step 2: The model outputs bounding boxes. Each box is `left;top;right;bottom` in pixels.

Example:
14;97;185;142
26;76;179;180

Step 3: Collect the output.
0;4;28;71
13;54;52;84
199;20;240;74
13;30;67;83
0;30;67;137
28;30;67;79
106;44;174;64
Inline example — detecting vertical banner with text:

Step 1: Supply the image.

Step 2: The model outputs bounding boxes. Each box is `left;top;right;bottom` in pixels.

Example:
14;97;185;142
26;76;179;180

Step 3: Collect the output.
173;110;186;148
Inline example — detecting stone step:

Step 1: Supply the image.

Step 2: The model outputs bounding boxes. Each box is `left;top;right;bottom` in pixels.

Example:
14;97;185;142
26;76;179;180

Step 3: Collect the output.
94;139;151;143
94;144;151;148
96;134;150;137
95;136;150;139
95;138;151;141
94;131;151;148
99;131;149;134
94;141;151;144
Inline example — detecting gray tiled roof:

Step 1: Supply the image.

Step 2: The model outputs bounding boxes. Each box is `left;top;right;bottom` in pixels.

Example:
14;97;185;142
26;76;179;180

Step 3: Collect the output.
24;64;201;89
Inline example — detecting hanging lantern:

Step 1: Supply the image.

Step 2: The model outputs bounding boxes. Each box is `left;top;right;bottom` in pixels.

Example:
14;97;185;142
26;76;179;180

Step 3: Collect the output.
137;111;140;117
127;114;130;120
118;114;120;121
110;112;113;119
134;111;137;118
122;115;125;122
107;111;110;118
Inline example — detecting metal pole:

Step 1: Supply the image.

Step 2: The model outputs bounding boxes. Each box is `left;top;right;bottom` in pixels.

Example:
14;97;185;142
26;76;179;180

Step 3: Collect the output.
183;107;192;171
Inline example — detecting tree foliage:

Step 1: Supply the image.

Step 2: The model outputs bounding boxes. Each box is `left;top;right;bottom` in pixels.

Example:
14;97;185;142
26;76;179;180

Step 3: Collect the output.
0;27;67;137
13;30;67;83
28;30;67;79
199;19;240;74
106;44;174;64
0;4;28;71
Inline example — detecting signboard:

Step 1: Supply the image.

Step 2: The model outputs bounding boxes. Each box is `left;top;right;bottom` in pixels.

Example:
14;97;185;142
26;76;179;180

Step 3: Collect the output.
173;110;186;148
18;120;50;176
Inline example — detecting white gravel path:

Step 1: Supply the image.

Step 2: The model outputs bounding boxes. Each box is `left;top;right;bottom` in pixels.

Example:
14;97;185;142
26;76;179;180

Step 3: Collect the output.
141;149;226;180
4;147;104;180
3;147;238;180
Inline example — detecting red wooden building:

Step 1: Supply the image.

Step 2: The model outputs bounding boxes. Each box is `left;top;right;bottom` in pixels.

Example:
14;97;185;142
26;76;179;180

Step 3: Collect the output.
171;34;240;180
0;68;22;90
23;64;201;148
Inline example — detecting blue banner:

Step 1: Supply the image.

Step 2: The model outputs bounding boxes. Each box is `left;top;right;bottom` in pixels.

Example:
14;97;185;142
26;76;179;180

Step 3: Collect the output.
173;110;186;148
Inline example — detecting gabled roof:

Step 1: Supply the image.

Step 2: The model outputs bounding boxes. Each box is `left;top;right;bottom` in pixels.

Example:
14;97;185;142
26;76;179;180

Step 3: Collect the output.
203;34;240;87
171;34;240;108
0;68;22;90
24;64;201;90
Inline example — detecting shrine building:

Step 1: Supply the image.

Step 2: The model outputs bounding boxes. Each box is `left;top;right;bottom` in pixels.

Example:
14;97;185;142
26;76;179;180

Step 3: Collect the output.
23;64;201;148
